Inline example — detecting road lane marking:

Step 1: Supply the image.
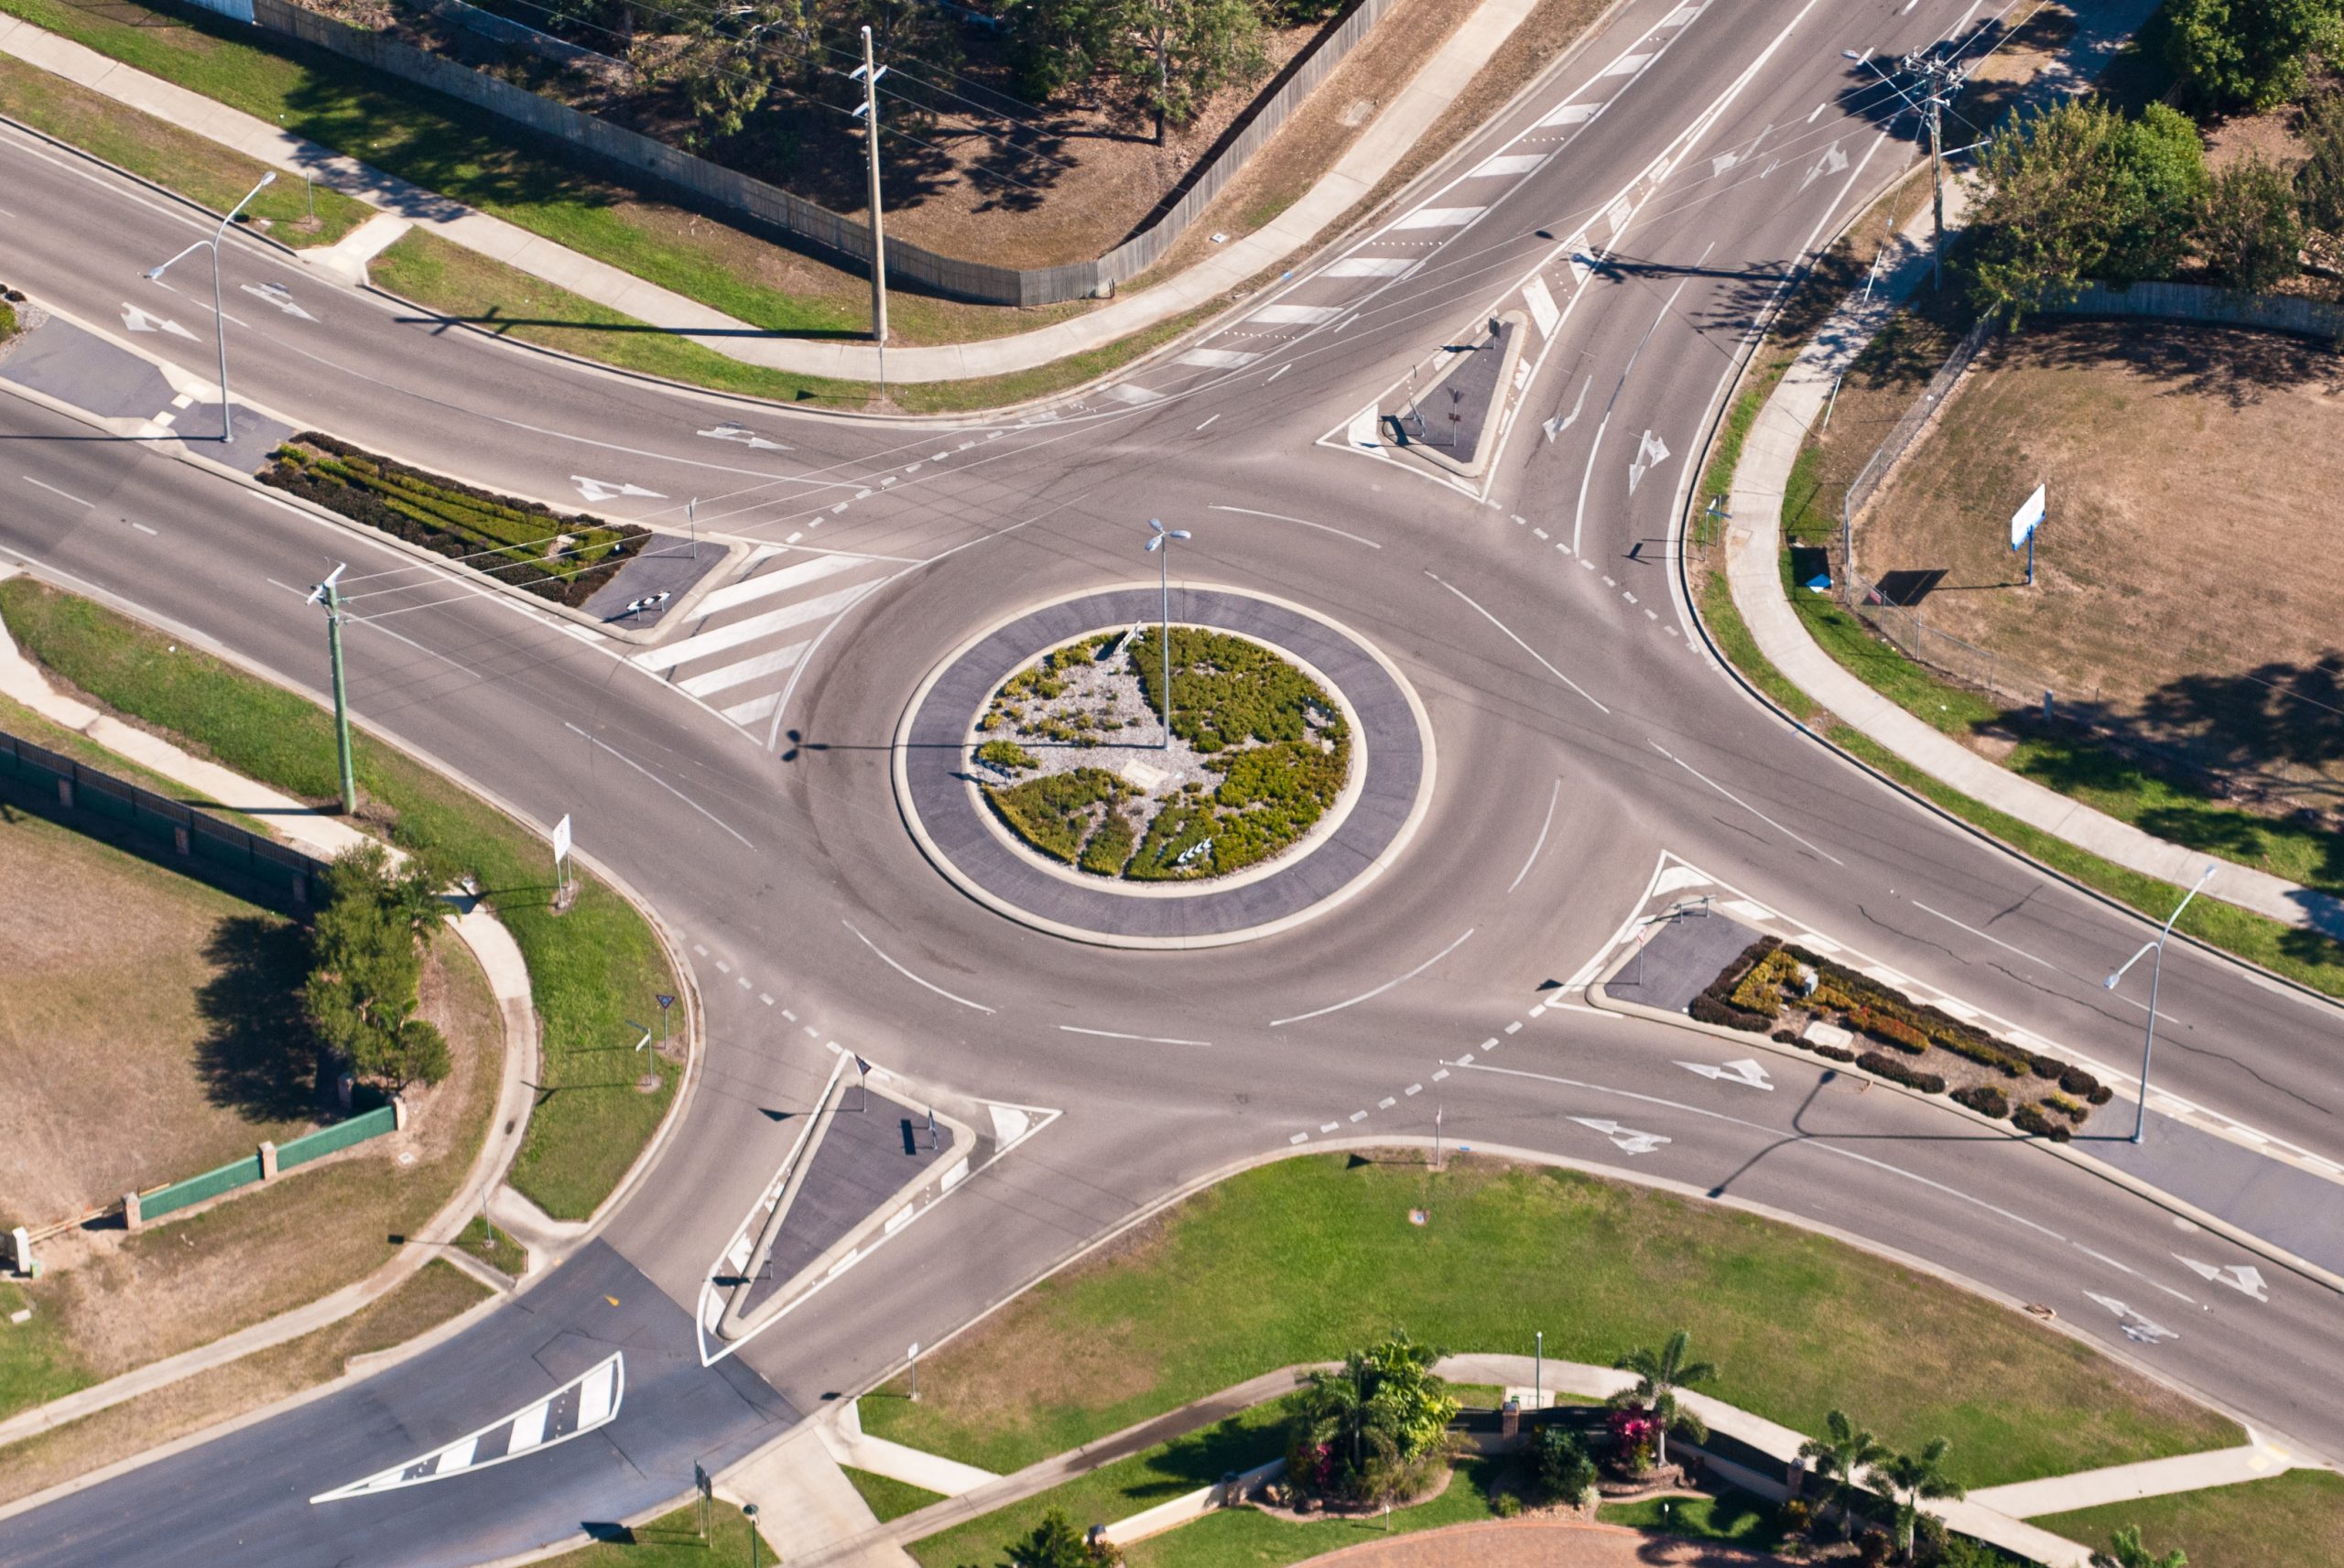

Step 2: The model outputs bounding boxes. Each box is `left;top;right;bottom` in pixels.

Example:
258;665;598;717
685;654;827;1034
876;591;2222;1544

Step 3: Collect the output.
1207;503;1380;548
1059;1026;1210;1046
1271;928;1475;1027
559;721;754;848
1507;778;1561;893
24;477;92;507
842;920;993;1012
1427;573;1610;713
1649;741;1844;866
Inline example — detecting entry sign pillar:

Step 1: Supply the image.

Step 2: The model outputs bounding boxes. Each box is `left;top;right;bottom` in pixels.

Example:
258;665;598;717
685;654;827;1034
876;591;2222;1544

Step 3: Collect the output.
2009;482;2046;587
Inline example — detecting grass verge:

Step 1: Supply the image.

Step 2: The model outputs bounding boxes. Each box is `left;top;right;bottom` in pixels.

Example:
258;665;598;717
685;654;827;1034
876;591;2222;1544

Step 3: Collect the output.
0;578;680;1219
0;1260;487;1505
1596;1491;1790;1553
454;1215;526;1279
862;1155;2239;1489
0;54;370;245
525;1500;778;1566
2030;1470;2344;1568
1123;1457;1503;1568
0;1281;87;1423
841;1464;946;1524
909;1396;1300;1568
0;688;270;834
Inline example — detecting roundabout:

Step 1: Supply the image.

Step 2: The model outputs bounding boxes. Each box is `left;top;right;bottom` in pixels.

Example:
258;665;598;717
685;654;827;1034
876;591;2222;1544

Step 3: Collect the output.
892;584;1436;948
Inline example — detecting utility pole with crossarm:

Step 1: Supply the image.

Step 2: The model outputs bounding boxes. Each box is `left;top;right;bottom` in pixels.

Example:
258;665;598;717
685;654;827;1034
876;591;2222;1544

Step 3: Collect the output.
306;564;357;815
852;27;889;392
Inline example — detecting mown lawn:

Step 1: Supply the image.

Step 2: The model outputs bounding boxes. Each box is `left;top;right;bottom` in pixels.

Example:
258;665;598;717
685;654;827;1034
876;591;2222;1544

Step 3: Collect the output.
0;579;678;1219
2031;1470;2344;1568
841;1464;945;1524
862;1156;2240;1490
526;1500;777;1567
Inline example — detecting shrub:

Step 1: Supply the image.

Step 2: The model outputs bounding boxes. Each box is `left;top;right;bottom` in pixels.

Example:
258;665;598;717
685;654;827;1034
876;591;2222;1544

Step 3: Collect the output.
1691;994;1771;1032
2030;1054;2065;1079
2013;1103;2074;1141
2060;1065;2102;1098
0;297;16;341
1850;1009;1930;1054
984;769;1123;862
1730;949;1802;1016
1813;1044;1857;1063
1953;1085;2011;1119
1857;1052;1947;1095
2045;1093;2088;1120
1079;807;1137;877
1492;1491;1522;1518
976;739;1038;773
1773;1029;1802;1044
1529;1424;1596;1505
1782;1498;1812;1535
2088;1084;2114;1106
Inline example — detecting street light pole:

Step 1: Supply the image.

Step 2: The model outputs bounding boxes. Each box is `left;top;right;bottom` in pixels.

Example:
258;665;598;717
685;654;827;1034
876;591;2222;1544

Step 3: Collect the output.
142;171;276;444
306;564;358;815
852;27;890;394
2105;863;2216;1144
1143;518;1189;751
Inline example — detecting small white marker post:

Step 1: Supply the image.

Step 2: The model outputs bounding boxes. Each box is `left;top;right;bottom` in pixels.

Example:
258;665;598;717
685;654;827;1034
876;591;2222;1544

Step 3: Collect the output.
551;813;572;907
908;1341;920;1402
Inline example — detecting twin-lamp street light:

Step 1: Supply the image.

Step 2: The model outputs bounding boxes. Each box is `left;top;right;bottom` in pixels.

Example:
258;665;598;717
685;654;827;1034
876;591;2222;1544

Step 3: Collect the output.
1143;517;1190;751
2104;862;2216;1145
141;170;276;445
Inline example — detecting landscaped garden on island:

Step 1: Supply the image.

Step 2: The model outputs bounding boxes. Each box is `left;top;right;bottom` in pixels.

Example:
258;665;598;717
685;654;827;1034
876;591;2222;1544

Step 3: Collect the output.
973;627;1351;882
1691;939;2118;1141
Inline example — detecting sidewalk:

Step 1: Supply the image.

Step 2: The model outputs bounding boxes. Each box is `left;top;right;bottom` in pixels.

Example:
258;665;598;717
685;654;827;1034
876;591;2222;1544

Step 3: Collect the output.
1716;16;2343;946
0;0;1540;384
0;563;539;1447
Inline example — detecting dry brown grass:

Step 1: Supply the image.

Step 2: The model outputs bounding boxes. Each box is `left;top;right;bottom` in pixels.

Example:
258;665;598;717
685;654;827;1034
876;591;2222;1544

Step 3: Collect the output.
1851;319;2344;782
0;1260;489;1507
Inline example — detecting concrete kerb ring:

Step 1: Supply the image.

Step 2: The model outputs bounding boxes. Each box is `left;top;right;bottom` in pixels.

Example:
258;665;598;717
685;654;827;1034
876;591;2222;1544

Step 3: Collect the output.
892;581;1437;950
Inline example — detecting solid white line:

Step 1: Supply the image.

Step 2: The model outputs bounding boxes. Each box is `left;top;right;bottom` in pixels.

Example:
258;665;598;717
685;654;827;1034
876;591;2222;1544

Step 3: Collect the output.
1651;741;1844;865
1196;414;1221;431
1207;503;1381;548
1271;928;1474;1027
1509;779;1561;893
1059;1026;1211;1046
1323;257;1415;277
843;921;994;1013
1265;363;1294;383
1427;573;1610;713
561;721;755;849
24;476;92;507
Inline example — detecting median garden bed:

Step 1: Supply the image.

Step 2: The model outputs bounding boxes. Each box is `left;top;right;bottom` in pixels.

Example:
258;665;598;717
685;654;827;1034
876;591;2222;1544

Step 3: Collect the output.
259;433;647;610
1692;939;2113;1140
975;627;1351;881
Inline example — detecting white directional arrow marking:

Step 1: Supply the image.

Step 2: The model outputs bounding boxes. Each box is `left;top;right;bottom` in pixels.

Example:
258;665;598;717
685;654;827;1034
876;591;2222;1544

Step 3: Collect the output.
697;422;790;451
1678;1057;1773;1090
1801;141;1849;192
1569;1116;1672;1156
239;282;316;320
2085;1292;2180;1343
1544;379;1590;443
2174;1255;2269;1302
1626;429;1670;494
571;477;667;503
121;305;196;341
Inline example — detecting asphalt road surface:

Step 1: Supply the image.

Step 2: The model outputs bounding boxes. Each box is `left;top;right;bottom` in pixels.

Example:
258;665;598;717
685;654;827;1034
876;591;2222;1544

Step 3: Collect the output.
3;1;2340;1562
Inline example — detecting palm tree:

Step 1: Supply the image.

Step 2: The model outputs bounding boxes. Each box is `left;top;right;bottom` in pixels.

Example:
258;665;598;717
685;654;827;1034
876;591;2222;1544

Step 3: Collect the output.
1876;1436;1966;1559
1610;1328;1717;1468
2091;1524;2187;1568
1797;1409;1884;1540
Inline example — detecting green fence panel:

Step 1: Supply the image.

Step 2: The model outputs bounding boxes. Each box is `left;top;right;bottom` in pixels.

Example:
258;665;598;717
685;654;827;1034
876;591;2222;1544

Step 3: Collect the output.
141;1153;265;1221
277;1105;398;1171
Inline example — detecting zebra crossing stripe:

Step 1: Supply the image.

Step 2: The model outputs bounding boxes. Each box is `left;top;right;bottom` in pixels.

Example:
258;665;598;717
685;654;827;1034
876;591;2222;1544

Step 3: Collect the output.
309;1352;624;1503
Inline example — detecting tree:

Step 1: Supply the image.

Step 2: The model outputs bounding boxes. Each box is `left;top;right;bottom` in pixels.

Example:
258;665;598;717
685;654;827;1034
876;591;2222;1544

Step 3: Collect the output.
306;843;452;1097
2105;103;2208;284
2197;153;2305;291
657;0;820;144
1110;0;1268;145
1875;1436;1966;1561
2164;0;2343;112
1528;1423;1596;1505
1006;0;1117;102
1609;1327;1716;1469
2091;1524;2188;1568
2297;91;2344;268
1289;1333;1457;1503
1969;99;2132;321
1004;1508;1093;1568
1797;1409;1885;1541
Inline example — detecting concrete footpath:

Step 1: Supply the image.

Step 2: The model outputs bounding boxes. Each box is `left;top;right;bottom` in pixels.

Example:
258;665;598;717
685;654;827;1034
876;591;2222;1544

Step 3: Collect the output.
0;564;540;1447
0;0;1540;384
1715;0;2343;945
747;1352;2300;1568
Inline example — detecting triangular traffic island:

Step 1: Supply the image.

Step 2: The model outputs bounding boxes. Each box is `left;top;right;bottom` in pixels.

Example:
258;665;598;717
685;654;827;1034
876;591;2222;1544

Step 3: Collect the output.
698;1054;1055;1363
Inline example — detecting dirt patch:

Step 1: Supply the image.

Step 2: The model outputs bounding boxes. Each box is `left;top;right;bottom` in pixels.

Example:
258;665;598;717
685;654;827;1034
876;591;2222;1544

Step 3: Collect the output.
1849;318;2344;804
0;807;316;1225
0;1260;488;1507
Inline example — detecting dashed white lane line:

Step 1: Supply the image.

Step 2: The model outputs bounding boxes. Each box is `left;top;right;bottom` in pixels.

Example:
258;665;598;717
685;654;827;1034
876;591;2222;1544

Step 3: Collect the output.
1405;1084;1423;1095
1378;1097;1397;1109
1350;1110;1368;1123
1321;1121;1340;1133
1504;1022;1523;1034
759;993;775;1006
131;522;159;535
1432;1069;1450;1081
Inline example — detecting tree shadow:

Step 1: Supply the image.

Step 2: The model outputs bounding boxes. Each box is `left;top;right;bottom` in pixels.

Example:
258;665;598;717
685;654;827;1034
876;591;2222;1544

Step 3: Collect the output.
193;914;326;1119
2004;317;2344;406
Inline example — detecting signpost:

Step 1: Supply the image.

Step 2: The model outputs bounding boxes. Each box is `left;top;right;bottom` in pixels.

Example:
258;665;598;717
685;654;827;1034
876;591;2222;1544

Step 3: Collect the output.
2009;483;2046;586
694;1461;712;1541
657;992;676;1044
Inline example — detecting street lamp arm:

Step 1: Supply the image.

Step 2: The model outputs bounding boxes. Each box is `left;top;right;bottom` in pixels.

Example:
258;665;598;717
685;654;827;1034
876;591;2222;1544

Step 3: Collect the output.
143;239;210;282
2104;941;2154;989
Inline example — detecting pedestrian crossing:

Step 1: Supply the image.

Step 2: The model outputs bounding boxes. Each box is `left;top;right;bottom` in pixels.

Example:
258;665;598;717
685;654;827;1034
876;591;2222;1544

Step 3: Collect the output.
633;545;898;734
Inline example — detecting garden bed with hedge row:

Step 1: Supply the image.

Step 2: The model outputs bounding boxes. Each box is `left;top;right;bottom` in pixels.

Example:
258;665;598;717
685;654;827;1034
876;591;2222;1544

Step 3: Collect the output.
1692;940;2113;1140
259;433;648;609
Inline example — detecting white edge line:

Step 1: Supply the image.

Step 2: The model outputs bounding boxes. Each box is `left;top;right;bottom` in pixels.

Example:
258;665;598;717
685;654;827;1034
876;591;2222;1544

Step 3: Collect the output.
1271;928;1474;1027
562;721;754;849
1508;778;1562;893
842;920;994;1012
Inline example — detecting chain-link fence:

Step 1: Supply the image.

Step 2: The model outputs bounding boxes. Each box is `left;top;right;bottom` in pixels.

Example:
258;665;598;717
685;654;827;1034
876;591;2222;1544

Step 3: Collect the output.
1839;572;2096;709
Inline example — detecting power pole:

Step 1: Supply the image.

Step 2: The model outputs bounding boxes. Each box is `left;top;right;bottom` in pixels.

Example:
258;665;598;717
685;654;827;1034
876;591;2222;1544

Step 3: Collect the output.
307;564;358;815
852;27;889;394
1895;48;1970;291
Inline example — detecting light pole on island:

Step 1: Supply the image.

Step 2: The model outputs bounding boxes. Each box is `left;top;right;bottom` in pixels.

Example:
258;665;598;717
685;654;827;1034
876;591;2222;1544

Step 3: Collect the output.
1143;518;1189;751
142;170;275;444
2105;862;2215;1144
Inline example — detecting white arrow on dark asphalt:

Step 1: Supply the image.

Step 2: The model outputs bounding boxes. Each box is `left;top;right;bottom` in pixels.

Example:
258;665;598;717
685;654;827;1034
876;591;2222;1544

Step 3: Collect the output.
121;304;197;340
572;477;667;503
1544;378;1590;443
1626;429;1670;494
2174;1255;2269;1302
697;422;790;451
2085;1292;2180;1344
240;282;316;320
1569;1117;1672;1156
1800;141;1848;192
1678;1058;1773;1090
